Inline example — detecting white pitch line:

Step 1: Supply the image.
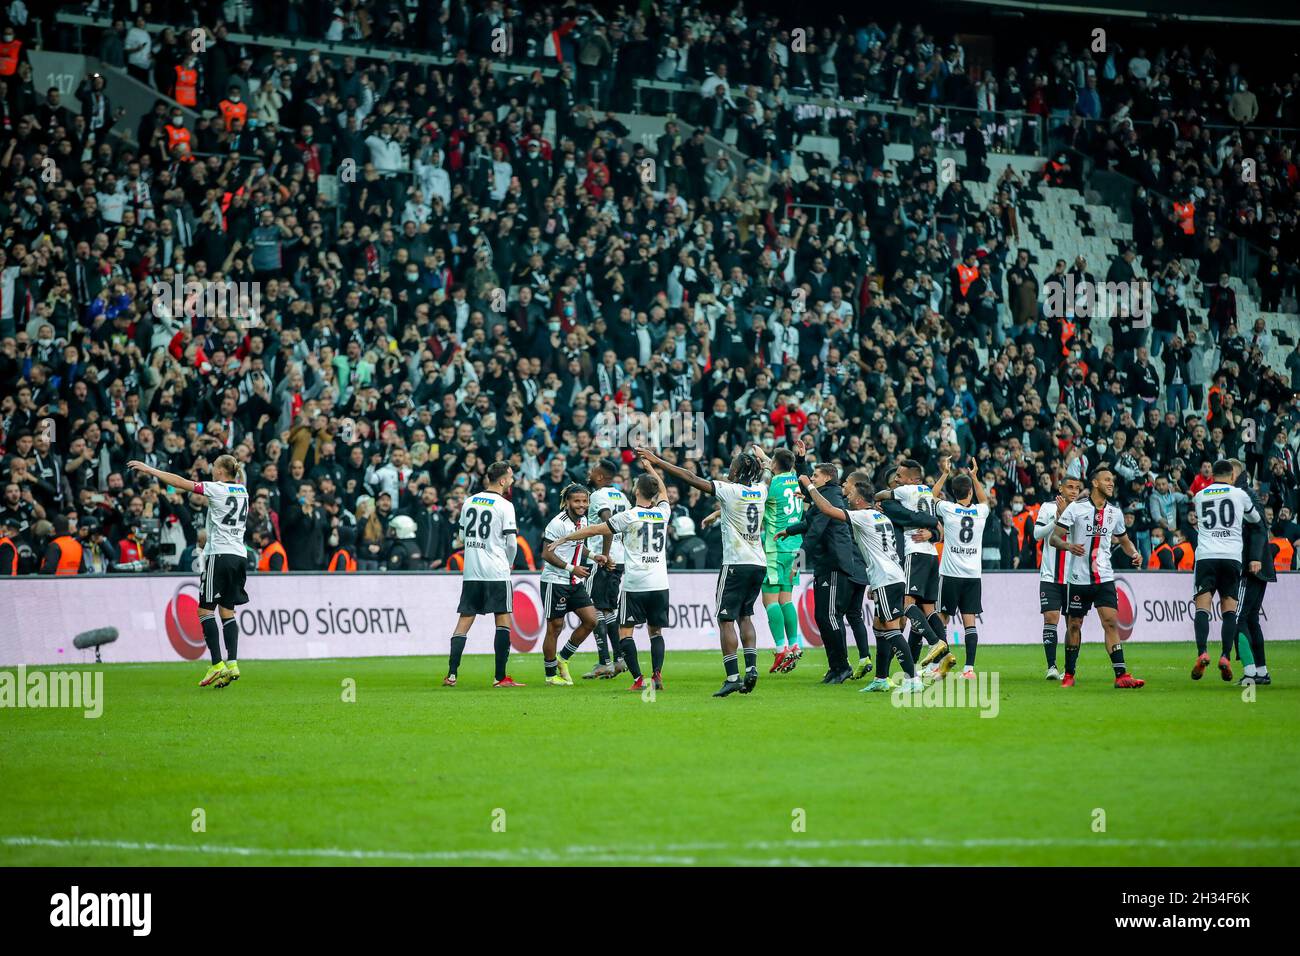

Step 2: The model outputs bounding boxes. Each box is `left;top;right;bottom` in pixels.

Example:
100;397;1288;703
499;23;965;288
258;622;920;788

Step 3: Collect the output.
5;834;1296;865
0;836;939;867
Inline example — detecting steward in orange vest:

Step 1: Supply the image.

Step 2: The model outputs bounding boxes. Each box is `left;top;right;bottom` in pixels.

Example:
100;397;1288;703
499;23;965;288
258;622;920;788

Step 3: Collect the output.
258;540;289;572
0;533;19;574
173;63;198;107
41;528;85;575
1148;540;1176;569
218;88;248;131
956;258;979;299
165;114;192;155
327;547;357;572
1172;539;1195;570
0;32;22;77
1271;535;1295;572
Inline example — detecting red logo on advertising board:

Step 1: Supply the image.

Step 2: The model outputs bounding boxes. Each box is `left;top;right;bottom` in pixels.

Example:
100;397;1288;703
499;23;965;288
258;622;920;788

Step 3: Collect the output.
164;582;207;660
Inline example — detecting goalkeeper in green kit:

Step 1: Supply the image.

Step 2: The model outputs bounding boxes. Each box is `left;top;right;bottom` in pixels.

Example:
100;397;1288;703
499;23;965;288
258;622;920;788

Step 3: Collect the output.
708;445;805;673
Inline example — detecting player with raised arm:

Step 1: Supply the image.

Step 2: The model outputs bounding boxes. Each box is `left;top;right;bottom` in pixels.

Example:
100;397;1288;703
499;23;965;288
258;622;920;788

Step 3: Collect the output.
877;461;948;666
1050;466;1146;688
931;457;991;679
583;458;631;679
801;472;923;694
639;445;770;697
760;447;805;673
1034;470;1084;680
538;484;601;686
128;454;250;688
553;461;672;692
446;461;524;688
1188;459;1262;683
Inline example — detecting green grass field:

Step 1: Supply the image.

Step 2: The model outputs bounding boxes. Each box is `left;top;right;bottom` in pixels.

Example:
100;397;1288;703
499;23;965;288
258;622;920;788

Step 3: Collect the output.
2;643;1298;866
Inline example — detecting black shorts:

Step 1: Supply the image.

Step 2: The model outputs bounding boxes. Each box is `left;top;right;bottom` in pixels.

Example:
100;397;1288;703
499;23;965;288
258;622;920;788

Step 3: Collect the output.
1194;558;1242;599
457;579;513;616
940;576;983;616
813;571;855;631
588;564;624;610
870;581;907;622
619;588;670;629
1039;580;1067;614
903;552;940;604
541;579;594;619
716;564;765;621
1066;581;1118;618
199;552;249;609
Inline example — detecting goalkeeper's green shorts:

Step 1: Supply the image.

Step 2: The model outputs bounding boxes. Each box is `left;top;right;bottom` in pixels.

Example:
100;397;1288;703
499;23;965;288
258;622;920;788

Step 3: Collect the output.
762;551;799;593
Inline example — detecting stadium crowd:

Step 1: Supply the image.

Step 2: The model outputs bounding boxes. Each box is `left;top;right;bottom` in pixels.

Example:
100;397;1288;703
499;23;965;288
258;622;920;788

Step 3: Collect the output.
1;1;1299;578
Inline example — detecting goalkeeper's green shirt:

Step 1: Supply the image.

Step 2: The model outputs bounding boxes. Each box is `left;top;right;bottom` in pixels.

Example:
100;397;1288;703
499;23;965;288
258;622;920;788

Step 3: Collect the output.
764;471;804;554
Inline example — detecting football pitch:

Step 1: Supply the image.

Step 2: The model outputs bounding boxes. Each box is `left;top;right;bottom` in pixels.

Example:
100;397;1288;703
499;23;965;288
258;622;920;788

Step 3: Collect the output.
2;643;1298;867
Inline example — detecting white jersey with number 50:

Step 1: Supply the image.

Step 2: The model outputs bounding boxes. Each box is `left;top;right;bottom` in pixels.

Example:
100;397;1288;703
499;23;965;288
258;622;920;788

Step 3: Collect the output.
1191;483;1259;562
195;480;249;557
608;501;671;591
461;492;517;581
936;500;989;579
895;484;938;556
713;479;767;567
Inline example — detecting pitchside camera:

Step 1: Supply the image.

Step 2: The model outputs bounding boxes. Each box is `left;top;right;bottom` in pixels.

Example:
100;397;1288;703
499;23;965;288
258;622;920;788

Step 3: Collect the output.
73;627;119;663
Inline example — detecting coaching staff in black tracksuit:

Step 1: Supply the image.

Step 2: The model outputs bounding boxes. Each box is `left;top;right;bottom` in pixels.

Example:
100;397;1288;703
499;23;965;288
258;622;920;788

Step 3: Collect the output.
1235;463;1273;684
776;442;869;684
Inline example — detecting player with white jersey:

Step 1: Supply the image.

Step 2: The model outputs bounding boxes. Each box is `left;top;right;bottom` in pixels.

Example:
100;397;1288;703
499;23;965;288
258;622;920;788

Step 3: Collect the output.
554;463;672;692
927;457;990;679
638;446;771;698
801;472;923;694
1050;465;1145;688
1034;472;1084;679
129;453;250;688
538;484;600;686
876;460;948;663
1189;460;1262;683
446;462;523;688
583;458;631;679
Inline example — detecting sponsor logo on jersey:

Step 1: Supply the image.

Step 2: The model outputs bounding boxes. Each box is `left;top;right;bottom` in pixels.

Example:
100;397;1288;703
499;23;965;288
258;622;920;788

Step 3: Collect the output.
740;489;762;499
636;510;665;520
470;496;495;506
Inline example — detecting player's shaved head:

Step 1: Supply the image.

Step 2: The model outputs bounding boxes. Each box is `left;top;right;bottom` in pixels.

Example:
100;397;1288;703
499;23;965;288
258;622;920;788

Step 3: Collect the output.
847;477;875;505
